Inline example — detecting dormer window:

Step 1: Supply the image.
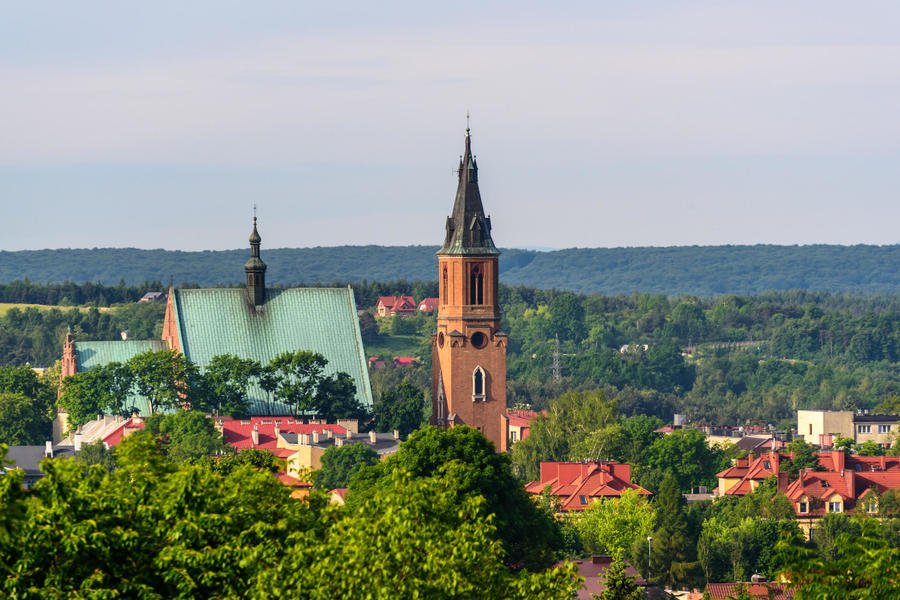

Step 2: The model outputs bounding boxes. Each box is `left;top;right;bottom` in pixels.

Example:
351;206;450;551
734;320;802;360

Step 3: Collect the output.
798;501;808;514
828;501;842;513
866;497;879;514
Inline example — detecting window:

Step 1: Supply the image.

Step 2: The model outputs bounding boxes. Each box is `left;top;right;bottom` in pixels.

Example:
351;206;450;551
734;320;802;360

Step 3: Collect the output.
763;460;772;470
866;498;879;514
469;264;484;305
473;366;485;400
858;425;871;434
828;501;842;513
798;502;808;514
470;331;487;349
442;267;448;303
878;424;891;434
579;495;588;505
809;424;813;435
509;431;517;444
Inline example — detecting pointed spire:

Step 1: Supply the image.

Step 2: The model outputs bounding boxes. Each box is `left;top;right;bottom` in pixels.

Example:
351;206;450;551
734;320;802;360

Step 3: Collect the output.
438;124;498;256
245;213;267;306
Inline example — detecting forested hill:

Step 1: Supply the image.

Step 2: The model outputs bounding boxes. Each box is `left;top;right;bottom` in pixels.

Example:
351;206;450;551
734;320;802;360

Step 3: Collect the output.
1;244;897;295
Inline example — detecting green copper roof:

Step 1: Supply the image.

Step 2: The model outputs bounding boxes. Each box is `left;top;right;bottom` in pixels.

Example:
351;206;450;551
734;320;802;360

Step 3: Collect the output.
75;340;167;370
74;340;167;416
172;286;372;414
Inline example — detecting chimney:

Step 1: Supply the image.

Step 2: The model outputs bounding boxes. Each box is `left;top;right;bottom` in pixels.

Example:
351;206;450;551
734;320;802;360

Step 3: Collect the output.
393;429;400;440
326;429;333;439
750;574;767;583
346;429;352;440
73;433;83;452
120;330;129;341
251;426;259;446
312;431;320;444
45;441;54;458
273;424;280;439
369;430;377;444
335;437;344;448
300;434;310;445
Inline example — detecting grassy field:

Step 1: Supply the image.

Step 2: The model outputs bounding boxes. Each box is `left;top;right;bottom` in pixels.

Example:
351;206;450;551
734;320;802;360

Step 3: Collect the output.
0;303;112;317
363;334;425;360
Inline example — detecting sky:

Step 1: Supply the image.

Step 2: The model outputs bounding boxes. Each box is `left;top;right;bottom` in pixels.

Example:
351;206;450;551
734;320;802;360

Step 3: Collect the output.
1;1;899;251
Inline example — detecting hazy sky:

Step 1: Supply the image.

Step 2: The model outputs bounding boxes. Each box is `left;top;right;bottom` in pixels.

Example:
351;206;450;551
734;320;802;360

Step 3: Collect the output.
2;1;899;251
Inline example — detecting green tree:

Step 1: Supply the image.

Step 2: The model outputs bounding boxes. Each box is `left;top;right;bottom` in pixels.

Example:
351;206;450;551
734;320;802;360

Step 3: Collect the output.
314;371;366;423
75;440;116;472
856;440;885;456
59;362;135;429
127;349;192;414
641;428;725;492
202;354;261;418
783;439;821;478
598;554;644;600
647;473;697;587
778;517;898;599
374;377;426;438
268;351;328;418
144;410;225;464
575;488;656;558
350;425;562;571
314;443;379;490
258;471;580;599
0;392;51;445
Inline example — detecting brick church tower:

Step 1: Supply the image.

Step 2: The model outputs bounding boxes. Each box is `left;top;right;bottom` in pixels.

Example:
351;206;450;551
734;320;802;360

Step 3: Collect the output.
432;127;508;451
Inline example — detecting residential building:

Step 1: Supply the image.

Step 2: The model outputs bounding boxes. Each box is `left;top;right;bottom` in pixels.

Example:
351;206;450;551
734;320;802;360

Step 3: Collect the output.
219;416;353;459
417;297;439;313
284;430;400;477
375;296;417;317
784;451;900;538
432;127;508;451
715;451;788;496
524;461;651;511
561;556;648;600
60;217;373;417
3;444;76;489
705;580;791;599
797;410;899;448
503;408;541;448
138;291;167;303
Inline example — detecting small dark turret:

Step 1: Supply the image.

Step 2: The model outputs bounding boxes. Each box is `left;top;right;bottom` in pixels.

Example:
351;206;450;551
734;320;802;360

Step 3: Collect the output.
438;127;499;256
245;216;267;306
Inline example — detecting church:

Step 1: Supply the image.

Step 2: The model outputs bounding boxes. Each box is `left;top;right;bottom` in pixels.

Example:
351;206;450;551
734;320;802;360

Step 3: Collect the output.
61;126;510;449
431;127;509;451
61;218;373;415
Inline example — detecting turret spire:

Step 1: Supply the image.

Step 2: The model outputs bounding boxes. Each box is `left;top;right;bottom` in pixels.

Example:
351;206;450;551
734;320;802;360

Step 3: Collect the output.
438;125;499;256
245;214;267;306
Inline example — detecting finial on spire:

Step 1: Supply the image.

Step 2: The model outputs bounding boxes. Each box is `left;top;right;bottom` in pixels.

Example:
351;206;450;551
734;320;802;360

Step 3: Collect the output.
466;110;470;135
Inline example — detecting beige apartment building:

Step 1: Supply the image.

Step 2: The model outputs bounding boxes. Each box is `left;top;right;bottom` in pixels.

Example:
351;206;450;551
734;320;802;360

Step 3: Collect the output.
797;410;899;447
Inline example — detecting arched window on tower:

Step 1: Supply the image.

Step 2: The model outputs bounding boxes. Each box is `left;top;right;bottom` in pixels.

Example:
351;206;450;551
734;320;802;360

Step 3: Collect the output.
442;266;448;303
473;366;486;401
469;264;484;305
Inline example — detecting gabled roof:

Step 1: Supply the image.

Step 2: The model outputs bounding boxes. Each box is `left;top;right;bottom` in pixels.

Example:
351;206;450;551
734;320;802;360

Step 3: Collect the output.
706;582;791;599
417;297;439;312
717;452;786;496
525;461;651;511
74;340;168;415
377;295;416;310
171;287;372;414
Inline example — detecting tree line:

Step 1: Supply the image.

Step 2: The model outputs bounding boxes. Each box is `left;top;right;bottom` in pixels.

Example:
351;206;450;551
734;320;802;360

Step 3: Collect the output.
2;244;897;294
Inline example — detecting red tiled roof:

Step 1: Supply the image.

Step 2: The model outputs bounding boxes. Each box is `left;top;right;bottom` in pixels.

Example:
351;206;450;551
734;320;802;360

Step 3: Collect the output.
716;452;788;496
525;461;651;511
276;473;312;488
101;419;145;446
558;556;645;600
706;582;791;599
417;298;439;312
506;408;542;428
220;417;347;454
392;356;416;366
377;296;416;310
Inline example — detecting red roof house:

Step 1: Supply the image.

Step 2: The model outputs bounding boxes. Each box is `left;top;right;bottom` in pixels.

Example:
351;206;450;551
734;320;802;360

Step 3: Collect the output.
716;451;789;496
561;556;648;600
505;408;542;447
392;356;417;367
417;297;439;313
219;417;348;459
375;296;417;317
525;461;651;511
706;582;792;599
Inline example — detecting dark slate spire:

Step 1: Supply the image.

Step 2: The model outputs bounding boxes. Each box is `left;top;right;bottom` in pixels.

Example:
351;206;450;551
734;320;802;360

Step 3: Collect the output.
245;215;267;306
438;127;499;255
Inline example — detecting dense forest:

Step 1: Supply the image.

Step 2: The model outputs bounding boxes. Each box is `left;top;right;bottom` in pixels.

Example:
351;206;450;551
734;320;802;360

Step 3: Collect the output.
1;244;898;294
2;281;896;429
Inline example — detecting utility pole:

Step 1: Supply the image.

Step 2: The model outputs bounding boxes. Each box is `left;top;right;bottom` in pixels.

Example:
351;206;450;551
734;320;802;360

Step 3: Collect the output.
552;334;561;382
